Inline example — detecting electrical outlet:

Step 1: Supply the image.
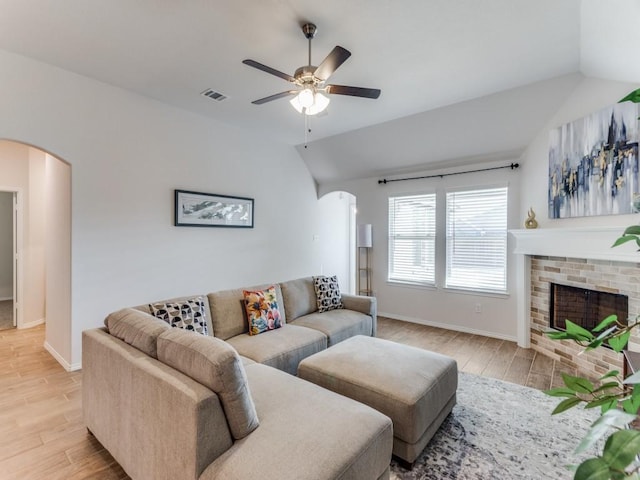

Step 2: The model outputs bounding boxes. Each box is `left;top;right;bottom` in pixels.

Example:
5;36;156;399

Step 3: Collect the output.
475;303;482;313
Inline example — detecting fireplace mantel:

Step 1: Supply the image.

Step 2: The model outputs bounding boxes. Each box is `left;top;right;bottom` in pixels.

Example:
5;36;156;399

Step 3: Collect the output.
510;226;639;349
510;226;639;263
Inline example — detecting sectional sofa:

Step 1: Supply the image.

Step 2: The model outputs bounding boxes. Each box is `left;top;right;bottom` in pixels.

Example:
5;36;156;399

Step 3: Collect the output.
82;277;393;480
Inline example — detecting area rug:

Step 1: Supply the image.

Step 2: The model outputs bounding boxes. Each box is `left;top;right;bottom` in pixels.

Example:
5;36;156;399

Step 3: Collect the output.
390;372;600;480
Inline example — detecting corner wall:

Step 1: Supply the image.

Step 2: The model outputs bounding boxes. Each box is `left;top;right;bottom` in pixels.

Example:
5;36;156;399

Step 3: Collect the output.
0;49;321;368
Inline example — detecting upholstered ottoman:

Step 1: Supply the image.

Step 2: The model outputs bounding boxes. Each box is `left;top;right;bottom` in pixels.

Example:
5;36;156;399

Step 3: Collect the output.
298;335;458;466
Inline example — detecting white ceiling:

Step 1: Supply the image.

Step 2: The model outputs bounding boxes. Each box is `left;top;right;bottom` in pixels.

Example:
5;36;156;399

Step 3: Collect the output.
0;0;638;184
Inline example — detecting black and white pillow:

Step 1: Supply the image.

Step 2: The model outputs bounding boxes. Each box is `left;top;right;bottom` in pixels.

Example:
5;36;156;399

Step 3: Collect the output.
313;275;344;313
149;296;209;336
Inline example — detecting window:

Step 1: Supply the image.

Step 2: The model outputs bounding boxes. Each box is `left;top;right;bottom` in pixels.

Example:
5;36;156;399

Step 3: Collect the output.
388;194;436;285
445;187;508;293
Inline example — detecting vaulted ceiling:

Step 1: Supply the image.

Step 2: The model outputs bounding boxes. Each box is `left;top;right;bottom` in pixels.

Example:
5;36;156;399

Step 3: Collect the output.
0;0;638;184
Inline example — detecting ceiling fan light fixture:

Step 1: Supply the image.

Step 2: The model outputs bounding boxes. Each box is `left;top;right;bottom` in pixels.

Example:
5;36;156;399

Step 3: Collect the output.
305;92;330;115
298;88;315;108
289;89;330;116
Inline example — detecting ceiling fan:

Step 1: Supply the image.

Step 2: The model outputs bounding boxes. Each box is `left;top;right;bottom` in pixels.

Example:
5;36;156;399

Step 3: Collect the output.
242;22;381;116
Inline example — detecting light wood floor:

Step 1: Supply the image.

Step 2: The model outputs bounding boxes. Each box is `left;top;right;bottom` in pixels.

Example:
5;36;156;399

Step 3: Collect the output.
0;318;573;479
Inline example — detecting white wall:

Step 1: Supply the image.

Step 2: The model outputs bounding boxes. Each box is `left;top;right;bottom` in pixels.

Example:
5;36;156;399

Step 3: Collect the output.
317;191;354;294
519;76;640;230
321;162;521;340
0;192;12;299
0;49;320;368
0;141;47;326
25;148;46;326
45;154;72;365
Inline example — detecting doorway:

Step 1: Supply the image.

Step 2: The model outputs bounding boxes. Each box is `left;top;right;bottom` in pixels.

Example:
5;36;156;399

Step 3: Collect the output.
0;191;16;330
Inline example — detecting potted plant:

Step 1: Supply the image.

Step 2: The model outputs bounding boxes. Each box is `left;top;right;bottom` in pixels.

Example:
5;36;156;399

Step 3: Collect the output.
546;227;640;479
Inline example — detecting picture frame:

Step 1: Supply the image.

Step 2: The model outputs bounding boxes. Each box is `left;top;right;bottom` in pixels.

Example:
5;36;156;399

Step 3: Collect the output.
174;189;254;228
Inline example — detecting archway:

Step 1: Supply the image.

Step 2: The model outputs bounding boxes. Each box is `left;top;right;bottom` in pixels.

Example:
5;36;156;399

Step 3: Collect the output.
0;140;72;368
317;191;357;294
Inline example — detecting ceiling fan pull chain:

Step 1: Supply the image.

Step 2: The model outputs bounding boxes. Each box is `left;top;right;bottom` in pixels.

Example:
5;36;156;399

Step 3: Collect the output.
304;114;309;148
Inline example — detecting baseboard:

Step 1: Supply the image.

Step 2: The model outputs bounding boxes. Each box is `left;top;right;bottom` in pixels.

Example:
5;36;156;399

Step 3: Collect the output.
19;317;45;329
0;296;12;302
378;311;518;343
44;341;81;372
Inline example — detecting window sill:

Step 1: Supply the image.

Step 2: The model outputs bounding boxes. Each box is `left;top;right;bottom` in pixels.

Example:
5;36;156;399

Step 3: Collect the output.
443;287;510;299
386;280;437;291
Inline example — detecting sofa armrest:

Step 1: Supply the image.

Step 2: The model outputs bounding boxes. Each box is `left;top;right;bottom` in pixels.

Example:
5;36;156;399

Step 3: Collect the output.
341;294;378;336
83;328;233;480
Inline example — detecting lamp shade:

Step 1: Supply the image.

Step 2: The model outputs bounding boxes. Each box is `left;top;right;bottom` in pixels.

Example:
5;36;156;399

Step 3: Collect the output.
356;224;372;248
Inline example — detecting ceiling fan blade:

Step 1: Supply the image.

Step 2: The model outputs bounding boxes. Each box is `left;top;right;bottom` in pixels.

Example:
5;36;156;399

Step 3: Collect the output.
313;46;351;81
326;84;381;99
251;91;297;105
242;59;296;83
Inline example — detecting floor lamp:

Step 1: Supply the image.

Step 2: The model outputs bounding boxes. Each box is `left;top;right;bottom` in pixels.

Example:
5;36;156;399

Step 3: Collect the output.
357;224;372;296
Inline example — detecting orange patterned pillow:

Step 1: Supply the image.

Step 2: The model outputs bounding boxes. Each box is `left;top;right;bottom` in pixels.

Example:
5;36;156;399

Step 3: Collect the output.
243;286;283;336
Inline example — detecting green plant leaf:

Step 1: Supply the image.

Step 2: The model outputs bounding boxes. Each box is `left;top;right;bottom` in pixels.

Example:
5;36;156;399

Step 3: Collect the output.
623;225;640;235
546;331;572;340
599;370;620;381
619;88;640;103
565;320;595;341
612;235;639;248
575;409;637;454
562;373;594;393
545;387;577;398
552;396;582;415
574;457;611;480
592;382;621;394
602;429;640;470
600;398;618;414
585;396;617;409
593;315;618;333
623;384;640;414
608;330;631;352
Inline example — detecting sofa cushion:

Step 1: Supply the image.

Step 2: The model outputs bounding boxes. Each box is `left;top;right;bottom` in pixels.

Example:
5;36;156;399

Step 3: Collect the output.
243;286;283;335
290;309;373;346
105;308;171;358
279;277;317;321
149;296;209;336
225;324;327;375
200;363;393;480
157;328;259;440
313;275;344;312
208;284;287;340
132;294;214;336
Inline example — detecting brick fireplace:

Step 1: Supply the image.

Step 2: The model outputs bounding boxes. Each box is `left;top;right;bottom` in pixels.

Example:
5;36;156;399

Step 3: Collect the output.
511;227;640;380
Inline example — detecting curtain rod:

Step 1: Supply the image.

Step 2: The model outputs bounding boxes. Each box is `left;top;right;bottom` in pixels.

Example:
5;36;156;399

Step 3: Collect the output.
378;162;520;185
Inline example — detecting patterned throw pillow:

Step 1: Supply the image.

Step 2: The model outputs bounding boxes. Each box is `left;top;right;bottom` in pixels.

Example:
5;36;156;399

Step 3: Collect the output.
313;275;344;313
149;296;209;336
243;286;283;336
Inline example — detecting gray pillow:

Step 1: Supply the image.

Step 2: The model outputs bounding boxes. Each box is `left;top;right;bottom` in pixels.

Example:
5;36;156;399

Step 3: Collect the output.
105;308;171;358
157;328;259;440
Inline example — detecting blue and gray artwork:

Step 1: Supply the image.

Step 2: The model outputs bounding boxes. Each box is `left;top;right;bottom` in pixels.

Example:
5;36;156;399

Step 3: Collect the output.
548;102;639;219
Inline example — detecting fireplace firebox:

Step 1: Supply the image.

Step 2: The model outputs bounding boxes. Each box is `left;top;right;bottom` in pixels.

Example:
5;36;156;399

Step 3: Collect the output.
550;283;628;334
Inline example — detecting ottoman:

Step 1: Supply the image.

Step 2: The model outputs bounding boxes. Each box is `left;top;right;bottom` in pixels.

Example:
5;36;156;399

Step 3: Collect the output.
298;335;458;466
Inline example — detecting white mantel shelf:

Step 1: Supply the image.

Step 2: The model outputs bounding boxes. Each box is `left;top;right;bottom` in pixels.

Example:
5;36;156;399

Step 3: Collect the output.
510;226;640;264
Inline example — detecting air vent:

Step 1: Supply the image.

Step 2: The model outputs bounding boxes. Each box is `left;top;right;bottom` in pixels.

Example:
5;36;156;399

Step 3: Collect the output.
201;89;228;101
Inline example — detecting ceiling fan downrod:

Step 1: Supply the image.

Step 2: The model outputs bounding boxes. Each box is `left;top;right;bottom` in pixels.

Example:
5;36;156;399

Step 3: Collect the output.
302;23;316;66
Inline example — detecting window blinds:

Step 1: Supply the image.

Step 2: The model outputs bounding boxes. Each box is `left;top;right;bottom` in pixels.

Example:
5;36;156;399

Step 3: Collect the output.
445;187;508;293
388;194;436;285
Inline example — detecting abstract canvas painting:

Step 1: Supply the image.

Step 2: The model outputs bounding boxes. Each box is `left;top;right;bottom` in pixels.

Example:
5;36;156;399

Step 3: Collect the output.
175;190;254;228
548;102;639;219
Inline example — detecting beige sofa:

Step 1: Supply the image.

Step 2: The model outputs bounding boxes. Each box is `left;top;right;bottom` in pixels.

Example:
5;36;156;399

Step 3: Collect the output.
82;277;391;480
